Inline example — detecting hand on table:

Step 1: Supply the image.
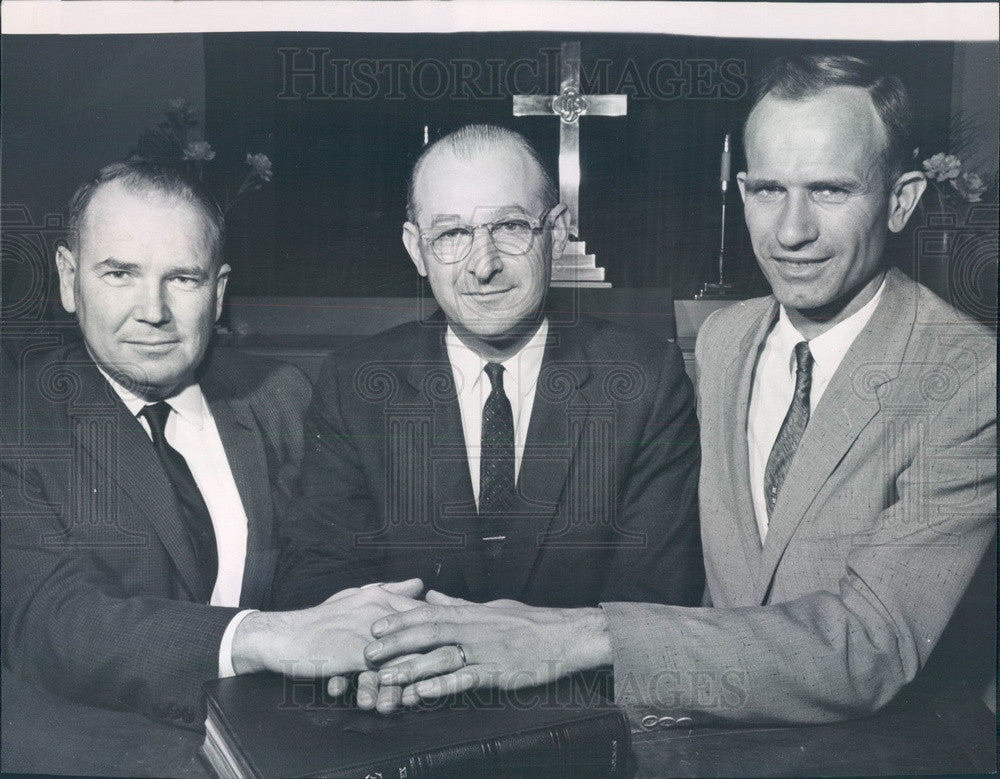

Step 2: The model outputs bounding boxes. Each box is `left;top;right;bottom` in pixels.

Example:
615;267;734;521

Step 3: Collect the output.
359;590;612;711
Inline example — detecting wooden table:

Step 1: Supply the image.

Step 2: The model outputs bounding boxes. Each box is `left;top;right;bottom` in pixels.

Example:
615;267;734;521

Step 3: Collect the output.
3;671;994;777
629;683;995;776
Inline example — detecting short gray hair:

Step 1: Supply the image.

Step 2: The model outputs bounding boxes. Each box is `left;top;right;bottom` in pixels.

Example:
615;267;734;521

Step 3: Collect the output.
67;160;226;267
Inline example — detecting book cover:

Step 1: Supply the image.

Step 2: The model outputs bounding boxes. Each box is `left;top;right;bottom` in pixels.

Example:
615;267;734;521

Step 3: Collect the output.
202;673;630;778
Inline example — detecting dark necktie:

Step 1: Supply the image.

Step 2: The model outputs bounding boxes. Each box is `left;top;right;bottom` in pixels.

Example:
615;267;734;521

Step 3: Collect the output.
763;341;814;520
479;363;515;583
480;362;516;515
139;402;218;595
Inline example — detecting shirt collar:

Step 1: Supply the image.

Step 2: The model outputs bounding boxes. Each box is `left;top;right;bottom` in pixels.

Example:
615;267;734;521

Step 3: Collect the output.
96;364;207;430
777;276;886;381
445;318;550;399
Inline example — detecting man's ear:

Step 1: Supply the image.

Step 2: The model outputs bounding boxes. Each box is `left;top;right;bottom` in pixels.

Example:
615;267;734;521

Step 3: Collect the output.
887;171;927;233
214;263;231;322
547;204;570;260
55;245;78;314
736;172;748;204
402;222;428;277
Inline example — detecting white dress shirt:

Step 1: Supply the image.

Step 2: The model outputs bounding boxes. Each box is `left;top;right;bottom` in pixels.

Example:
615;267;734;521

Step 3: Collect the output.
747;279;885;541
445;319;549;508
100;369;253;676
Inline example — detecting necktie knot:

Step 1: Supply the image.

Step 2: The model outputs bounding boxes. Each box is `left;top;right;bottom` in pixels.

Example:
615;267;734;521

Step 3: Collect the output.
139;401;172;438
792;341;813;401
484;362;505;392
793;341;813;377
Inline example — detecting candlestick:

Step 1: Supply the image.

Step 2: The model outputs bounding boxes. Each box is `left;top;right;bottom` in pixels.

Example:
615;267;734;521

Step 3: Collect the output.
696;133;743;300
720;133;731;192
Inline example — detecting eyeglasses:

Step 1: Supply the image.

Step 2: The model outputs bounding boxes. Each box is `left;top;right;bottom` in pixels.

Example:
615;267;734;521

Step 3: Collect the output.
419;210;551;265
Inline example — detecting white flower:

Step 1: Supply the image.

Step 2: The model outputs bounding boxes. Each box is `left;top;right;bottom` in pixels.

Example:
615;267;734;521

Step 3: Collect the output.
182;140;216;162
922;153;961;181
246;153;273;182
950;171;987;203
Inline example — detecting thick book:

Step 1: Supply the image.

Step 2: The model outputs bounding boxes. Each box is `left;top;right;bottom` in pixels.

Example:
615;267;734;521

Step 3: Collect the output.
201;673;630;778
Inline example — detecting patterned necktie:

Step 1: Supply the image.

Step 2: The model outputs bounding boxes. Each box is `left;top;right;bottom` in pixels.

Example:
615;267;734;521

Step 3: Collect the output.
479;362;515;596
763;341;814;520
479;362;515;518
139;402;218;595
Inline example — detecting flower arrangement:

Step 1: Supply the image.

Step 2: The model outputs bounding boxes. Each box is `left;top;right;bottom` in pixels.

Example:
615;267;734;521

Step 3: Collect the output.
131;98;273;214
915;144;997;325
917;109;995;219
921;152;988;211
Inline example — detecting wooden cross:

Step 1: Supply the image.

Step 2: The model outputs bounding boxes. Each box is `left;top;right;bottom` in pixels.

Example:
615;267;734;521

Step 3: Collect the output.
514;42;627;287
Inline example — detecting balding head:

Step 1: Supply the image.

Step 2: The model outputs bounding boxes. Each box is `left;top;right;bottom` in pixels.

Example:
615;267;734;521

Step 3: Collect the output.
67;160;226;269
406;125;557;225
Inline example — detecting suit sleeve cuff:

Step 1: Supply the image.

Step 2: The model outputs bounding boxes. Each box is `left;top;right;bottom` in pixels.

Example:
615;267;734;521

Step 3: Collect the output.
219;609;258;678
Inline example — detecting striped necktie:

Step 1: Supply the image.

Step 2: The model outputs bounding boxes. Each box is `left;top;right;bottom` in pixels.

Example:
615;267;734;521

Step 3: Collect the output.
763;341;814;521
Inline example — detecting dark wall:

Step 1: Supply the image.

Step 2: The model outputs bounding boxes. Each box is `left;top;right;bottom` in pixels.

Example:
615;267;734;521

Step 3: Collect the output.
2;34;206;328
203;33;956;300
4;32;982;335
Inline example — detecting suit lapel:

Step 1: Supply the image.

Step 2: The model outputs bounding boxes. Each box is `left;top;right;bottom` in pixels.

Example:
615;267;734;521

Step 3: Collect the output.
726;302;777;595
492;323;590;600
64;345;207;601
201;360;274;609
756;270;917;601
403;321;484;596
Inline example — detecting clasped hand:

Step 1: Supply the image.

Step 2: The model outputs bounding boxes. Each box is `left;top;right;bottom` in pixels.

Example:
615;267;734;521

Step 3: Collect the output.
238;582;611;714
341;591;610;714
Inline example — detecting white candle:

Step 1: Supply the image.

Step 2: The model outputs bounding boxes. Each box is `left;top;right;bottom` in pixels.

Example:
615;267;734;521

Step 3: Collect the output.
720;133;731;183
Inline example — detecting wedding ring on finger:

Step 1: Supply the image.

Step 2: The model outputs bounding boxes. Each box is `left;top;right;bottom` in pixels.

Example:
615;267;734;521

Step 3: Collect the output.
454;644;468;668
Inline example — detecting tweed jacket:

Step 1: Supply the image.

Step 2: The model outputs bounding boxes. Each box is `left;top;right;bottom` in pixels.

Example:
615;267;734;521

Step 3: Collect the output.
603;268;996;726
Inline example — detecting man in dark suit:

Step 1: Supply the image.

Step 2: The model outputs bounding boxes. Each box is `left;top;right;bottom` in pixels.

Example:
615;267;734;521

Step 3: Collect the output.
273;124;703;709
2;161;423;729
360;57;995;728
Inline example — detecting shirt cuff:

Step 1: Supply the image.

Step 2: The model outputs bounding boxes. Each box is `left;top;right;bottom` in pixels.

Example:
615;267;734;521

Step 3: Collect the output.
218;609;258;678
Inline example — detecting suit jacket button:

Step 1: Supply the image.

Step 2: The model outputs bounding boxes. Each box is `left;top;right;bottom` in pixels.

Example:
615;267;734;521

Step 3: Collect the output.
658;716;675;729
641;715;658;730
675;716;694;727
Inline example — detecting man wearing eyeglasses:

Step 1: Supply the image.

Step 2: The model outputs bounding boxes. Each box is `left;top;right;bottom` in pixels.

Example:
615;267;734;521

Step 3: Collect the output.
352;57;996;733
273;124;704;708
